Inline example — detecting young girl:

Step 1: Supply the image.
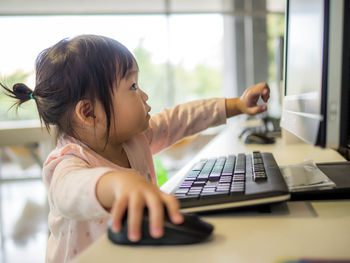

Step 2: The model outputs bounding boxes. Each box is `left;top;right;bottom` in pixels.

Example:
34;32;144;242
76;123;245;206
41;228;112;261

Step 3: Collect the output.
1;34;269;262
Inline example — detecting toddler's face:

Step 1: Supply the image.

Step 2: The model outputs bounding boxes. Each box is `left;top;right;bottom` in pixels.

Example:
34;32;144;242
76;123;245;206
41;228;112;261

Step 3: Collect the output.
108;61;151;143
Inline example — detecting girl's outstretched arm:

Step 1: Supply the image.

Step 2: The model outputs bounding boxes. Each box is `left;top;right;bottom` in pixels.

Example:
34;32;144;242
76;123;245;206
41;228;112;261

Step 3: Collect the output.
146;98;227;154
147;82;270;155
96;170;184;242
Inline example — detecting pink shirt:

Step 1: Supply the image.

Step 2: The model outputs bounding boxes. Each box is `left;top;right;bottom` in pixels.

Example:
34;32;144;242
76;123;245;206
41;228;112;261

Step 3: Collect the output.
43;98;226;262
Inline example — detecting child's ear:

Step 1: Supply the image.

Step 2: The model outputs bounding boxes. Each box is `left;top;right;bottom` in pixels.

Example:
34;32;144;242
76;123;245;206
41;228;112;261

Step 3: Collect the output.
75;100;96;126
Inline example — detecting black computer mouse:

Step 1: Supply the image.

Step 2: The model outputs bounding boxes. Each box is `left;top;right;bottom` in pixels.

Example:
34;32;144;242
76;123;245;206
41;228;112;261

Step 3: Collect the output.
107;210;214;245
243;132;275;144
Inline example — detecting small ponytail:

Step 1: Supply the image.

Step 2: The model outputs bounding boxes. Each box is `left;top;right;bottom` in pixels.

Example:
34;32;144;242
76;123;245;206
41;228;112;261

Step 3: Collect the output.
0;82;35;111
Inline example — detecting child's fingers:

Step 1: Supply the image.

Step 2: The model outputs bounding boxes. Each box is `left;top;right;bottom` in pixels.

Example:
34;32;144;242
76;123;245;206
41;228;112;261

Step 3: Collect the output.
110;195;128;233
261;85;270;102
145;194;164;239
255;82;270;102
248;83;269;102
246;105;267;115
241;83;270;115
127;194;144;242
161;193;184;225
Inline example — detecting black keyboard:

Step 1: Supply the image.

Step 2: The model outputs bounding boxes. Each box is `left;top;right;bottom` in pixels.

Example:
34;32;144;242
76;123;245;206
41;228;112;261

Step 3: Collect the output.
174;152;290;213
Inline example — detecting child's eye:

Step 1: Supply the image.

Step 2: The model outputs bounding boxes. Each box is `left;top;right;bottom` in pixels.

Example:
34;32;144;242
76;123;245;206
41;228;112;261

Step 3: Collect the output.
130;83;137;90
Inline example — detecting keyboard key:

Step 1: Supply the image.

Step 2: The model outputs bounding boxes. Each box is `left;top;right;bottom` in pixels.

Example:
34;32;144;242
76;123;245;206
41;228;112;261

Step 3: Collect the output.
232;180;244;186
205;180;219;187
184;177;196;181
179;183;192;188
197;174;209;181
250;151;267;181
187;192;201;197
203;158;216;169
197;159;215;180
222;155;235;175
192;160;207;171
234;154;246;174
245;154;253;179
217;182;230;186
192;181;206;186
216;156;226;164
186;170;201;179
252;151;262;158
208;172;221;181
190;186;203;191
203;189;216;194
230;188;244;195
222;168;234;176
254;171;267;180
201;188;216;193
208;160;225;181
253;158;263;164
216;187;230;192
175;188;189;195
230;184;244;190
233;174;245;180
219;177;232;184
216;186;230;193
254;164;265;172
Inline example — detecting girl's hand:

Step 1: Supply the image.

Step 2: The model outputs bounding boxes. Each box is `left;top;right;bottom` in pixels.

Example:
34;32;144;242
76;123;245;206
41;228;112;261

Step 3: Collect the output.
98;170;184;242
225;82;270;118
239;82;270;115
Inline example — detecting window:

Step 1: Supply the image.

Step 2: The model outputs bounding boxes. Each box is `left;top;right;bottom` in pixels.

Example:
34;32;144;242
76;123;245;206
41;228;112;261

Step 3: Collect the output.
0;3;286;261
0;14;224;120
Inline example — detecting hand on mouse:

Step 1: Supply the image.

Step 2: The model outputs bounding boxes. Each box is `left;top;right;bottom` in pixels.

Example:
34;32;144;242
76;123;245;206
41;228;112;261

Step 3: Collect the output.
97;170;184;242
225;82;270;117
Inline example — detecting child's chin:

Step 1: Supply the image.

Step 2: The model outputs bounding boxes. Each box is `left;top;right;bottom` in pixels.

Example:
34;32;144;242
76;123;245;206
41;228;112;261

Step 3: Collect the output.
142;119;150;130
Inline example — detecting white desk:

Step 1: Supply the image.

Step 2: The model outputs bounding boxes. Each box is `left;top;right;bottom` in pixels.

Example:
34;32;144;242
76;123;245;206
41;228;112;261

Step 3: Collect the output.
0;120;51;147
74;124;350;263
0;120;53;167
161;123;347;195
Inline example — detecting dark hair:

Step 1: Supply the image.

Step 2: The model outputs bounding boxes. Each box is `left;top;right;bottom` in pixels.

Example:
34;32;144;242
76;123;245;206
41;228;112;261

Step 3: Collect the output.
1;34;136;142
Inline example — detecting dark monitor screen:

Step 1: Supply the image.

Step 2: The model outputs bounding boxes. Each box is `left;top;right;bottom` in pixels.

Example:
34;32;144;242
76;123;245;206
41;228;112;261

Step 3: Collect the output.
281;0;350;152
285;0;324;98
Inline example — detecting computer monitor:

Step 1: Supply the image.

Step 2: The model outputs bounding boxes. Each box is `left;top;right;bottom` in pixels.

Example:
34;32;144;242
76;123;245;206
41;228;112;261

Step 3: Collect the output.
280;0;350;154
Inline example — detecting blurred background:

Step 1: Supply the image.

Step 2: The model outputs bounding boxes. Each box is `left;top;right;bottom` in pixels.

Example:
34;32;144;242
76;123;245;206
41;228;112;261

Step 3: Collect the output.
0;0;285;262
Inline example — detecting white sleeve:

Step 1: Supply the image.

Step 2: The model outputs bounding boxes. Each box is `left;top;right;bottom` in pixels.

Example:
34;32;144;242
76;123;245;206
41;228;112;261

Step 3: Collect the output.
145;98;227;154
48;156;115;220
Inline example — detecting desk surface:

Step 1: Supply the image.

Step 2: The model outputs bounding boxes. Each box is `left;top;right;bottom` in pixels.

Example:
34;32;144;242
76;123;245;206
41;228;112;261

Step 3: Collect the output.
161;123;346;195
74;123;350;263
75;201;350;263
0;120;51;147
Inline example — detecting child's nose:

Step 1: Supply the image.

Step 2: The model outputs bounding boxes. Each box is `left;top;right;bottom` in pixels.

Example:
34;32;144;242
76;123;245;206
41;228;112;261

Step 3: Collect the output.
140;89;148;101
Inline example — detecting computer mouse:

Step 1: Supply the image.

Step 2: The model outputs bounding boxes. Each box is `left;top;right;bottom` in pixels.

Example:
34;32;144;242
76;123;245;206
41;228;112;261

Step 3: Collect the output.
243;132;275;144
107;210;214;245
